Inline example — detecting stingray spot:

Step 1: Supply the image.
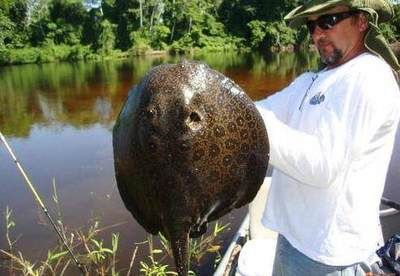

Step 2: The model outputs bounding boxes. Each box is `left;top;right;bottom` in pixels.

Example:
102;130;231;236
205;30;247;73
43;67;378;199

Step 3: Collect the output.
225;139;238;150
213;126;225;138
217;94;225;105
204;105;215;113
223;155;233;166
248;121;256;128
227;122;237;132
199;130;207;139
241;144;249;152
240;130;249;140
209;144;221;158
236;117;244;127
193;148;205;161
245;112;252;121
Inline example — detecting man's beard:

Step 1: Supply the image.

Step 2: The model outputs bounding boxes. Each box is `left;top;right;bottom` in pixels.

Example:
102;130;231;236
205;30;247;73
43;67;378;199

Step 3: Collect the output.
319;47;343;66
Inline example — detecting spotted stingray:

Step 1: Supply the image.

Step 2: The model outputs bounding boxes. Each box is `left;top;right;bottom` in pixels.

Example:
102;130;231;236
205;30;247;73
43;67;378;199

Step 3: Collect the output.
112;60;269;275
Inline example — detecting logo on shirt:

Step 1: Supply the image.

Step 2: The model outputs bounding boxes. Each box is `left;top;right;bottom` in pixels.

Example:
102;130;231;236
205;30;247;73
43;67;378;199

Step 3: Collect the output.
309;92;325;105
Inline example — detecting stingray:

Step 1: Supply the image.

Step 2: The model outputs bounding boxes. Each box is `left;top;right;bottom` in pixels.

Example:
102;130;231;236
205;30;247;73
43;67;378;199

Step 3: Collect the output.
113;60;269;275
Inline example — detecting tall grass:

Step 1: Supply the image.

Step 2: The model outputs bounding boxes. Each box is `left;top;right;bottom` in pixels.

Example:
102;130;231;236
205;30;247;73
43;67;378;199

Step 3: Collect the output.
0;182;229;275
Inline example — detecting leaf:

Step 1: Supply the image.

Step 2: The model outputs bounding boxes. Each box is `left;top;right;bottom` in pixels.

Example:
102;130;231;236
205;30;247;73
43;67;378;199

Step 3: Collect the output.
91;238;102;248
48;250;68;262
140;261;149;269
101;248;113;254
7;221;15;228
206;245;221;253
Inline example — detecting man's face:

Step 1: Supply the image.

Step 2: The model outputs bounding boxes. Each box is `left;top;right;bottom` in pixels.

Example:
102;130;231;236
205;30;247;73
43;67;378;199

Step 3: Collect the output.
307;5;368;68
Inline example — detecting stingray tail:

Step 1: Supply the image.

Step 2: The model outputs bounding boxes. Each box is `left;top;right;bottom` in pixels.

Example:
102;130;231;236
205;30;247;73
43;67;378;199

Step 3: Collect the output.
169;229;190;276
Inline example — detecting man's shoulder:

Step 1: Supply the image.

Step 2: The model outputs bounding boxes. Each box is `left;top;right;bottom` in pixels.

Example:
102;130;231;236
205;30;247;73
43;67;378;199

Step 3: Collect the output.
335;52;398;91
351;52;394;75
352;53;400;105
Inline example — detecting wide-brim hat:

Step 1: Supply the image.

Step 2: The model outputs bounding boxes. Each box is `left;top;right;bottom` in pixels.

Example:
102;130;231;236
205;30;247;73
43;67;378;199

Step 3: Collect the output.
285;0;394;29
285;0;400;78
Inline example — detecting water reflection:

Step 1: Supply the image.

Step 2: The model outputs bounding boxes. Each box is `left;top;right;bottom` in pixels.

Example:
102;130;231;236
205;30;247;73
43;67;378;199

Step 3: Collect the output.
0;51;322;273
0;51;319;138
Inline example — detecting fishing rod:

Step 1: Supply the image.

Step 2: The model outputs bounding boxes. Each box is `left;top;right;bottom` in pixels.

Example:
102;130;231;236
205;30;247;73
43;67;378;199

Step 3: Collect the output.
0;131;87;274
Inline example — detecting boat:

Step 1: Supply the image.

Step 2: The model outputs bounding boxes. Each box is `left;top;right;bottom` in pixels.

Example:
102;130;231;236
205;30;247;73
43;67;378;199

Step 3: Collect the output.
214;177;400;276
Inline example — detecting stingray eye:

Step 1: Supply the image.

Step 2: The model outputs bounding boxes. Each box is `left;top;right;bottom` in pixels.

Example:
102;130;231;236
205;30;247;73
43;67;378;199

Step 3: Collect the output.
189;112;201;123
146;109;156;119
186;111;203;131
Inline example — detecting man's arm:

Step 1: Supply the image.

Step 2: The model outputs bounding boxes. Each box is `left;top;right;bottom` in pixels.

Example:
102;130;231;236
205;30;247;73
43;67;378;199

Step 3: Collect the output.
257;68;400;188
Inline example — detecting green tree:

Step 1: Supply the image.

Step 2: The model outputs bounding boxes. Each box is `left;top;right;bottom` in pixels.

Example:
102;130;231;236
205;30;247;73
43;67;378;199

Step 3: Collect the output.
218;0;257;37
151;24;170;49
0;0;14;15
48;0;87;45
387;4;400;41
248;20;296;50
0;11;15;48
113;0;137;50
248;20;267;49
98;19;116;55
256;0;300;21
3;0;399;66
82;7;103;47
28;0;51;46
0;0;29;48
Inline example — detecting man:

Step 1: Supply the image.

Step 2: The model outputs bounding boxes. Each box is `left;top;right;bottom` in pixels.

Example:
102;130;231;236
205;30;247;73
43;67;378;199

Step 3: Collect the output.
256;0;400;275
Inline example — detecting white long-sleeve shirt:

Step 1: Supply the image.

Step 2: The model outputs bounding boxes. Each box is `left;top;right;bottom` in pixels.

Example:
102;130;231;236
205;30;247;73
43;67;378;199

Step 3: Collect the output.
256;52;400;266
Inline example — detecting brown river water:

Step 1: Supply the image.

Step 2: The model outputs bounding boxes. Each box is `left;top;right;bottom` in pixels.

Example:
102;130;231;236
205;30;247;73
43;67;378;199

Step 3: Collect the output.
0;51;399;275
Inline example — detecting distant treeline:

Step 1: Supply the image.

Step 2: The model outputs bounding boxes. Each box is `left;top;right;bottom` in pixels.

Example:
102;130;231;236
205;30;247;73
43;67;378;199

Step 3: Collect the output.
1;0;400;65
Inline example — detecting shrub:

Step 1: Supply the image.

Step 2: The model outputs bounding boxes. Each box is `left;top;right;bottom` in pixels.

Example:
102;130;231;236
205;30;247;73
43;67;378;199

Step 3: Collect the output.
37;46;56;63
68;44;90;61
54;44;73;60
248;20;268;49
169;34;195;54
7;47;39;64
98;19;116;55
150;25;170;50
0;48;11;65
130;29;152;55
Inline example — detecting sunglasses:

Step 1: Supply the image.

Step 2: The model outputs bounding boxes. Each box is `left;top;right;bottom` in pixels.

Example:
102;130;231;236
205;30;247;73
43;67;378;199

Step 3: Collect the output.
306;10;359;34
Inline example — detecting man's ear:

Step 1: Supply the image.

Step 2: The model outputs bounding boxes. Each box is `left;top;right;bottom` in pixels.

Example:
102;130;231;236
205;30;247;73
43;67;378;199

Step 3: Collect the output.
358;13;369;32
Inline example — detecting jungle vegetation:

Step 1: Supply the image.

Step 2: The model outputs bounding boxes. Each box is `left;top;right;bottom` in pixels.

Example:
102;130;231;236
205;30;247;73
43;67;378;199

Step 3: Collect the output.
0;0;399;65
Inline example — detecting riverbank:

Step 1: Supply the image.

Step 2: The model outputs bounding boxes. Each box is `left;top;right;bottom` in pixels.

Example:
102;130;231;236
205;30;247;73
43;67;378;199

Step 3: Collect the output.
0;45;168;66
0;44;247;66
2;41;399;67
0;43;309;67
